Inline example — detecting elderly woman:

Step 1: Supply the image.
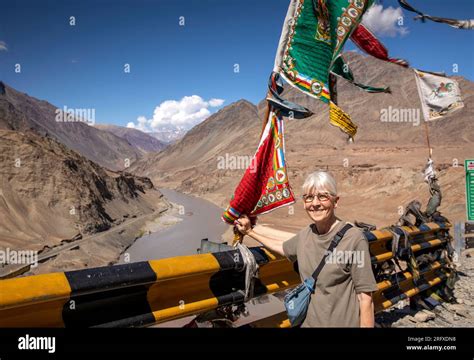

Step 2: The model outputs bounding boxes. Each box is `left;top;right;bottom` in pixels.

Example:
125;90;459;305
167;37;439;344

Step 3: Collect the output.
235;171;378;327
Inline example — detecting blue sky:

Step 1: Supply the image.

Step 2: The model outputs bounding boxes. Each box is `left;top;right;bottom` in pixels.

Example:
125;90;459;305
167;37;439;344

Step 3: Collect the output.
0;0;473;130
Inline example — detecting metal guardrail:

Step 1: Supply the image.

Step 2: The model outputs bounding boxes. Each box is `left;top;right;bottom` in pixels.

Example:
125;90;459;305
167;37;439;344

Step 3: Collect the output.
0;221;455;327
0;248;299;327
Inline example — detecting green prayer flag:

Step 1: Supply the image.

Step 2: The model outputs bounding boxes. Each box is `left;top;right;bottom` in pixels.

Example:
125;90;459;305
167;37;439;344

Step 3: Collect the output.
274;0;374;104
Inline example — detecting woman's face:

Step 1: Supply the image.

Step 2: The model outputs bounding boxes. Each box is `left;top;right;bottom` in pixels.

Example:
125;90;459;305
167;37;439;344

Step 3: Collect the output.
303;190;339;224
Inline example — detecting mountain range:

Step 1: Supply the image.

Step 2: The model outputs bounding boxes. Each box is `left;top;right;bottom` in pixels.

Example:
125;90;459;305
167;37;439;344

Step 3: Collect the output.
95;124;168;154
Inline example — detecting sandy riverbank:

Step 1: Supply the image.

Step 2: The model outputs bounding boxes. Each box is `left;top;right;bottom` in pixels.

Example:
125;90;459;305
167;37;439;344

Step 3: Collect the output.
21;200;181;276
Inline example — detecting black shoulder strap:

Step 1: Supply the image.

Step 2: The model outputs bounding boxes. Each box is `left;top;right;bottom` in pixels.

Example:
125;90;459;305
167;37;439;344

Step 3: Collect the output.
311;223;353;283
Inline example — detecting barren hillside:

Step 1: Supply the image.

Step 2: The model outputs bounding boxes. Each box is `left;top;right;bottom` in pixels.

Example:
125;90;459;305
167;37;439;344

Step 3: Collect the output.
95;124;167;154
0;82;142;170
0;129;166;252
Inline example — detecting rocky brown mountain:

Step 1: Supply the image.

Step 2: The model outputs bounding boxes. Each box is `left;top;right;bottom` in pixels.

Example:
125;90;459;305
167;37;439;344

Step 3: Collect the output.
95;124;167;154
0;82;142;170
0;129;165;254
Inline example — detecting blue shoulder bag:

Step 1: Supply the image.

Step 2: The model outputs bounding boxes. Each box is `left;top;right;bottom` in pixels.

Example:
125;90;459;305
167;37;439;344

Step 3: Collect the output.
284;223;353;327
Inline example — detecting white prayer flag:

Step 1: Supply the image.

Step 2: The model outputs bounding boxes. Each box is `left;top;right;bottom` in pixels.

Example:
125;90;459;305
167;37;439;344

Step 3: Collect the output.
414;69;464;121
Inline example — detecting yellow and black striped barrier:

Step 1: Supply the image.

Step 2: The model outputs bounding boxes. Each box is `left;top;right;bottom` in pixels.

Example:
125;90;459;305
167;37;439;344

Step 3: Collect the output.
0;247;299;327
365;222;451;263
0;221;454;327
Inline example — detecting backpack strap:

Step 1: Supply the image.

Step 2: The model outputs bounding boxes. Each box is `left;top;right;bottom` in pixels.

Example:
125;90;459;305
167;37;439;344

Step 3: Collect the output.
311;223;353;284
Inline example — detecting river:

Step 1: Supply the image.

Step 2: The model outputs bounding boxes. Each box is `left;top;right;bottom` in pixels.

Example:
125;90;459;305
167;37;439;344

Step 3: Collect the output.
119;188;229;263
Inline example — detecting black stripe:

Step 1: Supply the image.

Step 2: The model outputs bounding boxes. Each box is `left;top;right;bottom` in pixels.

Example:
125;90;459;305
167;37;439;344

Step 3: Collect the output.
411;233;437;244
418;224;432;232
91;313;156;328
216;291;246;306
212;250;243;271
392;227;405;236
363;231;377;242
62;285;154;327
209;247;270;301
211;247;271;271
208;267;268;300
62;262;157;327
65;261;157;294
249;247;270;265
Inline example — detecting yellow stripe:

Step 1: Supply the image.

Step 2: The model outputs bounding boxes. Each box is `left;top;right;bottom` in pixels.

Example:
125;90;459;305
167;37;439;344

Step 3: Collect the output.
373;239;445;263
411;239;443;252
0;272;71;310
0;273;71;327
258;259;300;290
152;298;220;323
147;271;218;314
425;223;440;231
261;247;279;261
374;253;392;262
148;253;220;280
294;81;330;100
147;254;221;313
371;229;393;240
0;299;69;327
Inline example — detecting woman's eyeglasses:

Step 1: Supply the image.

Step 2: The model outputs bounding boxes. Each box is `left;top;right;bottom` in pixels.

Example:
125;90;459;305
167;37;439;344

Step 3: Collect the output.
302;193;332;203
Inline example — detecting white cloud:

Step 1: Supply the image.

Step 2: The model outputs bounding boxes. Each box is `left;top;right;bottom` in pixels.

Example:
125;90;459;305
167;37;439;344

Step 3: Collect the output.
0;41;8;52
209;98;225;107
362;4;408;37
127;116;149;132
127;95;224;133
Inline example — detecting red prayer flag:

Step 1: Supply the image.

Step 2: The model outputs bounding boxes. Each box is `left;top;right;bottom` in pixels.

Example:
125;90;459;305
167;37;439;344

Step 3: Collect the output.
221;109;295;224
351;24;409;67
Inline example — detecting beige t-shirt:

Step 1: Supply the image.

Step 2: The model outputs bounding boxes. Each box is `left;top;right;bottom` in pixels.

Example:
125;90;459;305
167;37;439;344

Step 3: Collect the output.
282;220;378;327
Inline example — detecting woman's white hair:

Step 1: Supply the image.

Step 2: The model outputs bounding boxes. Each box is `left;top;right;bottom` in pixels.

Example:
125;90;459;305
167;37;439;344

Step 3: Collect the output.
302;171;337;196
